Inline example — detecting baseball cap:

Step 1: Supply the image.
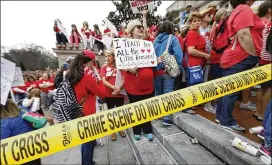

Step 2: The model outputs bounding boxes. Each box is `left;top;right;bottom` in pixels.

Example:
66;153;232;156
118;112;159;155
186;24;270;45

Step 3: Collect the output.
82;50;96;61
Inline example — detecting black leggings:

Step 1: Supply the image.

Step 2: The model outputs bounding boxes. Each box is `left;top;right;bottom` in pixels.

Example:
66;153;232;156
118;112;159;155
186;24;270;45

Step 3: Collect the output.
105;97;124;110
127;92;154;135
56;32;68;44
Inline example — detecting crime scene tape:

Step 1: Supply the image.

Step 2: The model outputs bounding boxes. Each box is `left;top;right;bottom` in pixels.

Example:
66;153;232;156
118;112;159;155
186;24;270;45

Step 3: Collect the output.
1;64;271;164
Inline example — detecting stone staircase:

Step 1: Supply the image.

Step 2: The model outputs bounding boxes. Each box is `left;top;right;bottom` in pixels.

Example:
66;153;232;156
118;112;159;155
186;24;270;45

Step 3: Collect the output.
53;42;105;67
41;112;264;165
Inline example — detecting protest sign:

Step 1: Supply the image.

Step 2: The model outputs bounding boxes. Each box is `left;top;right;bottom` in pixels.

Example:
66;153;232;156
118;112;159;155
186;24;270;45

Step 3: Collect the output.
129;0;155;14
55;19;69;41
1;57;16;105
112;38;157;69
12;67;25;87
104;18;118;36
102;35;113;49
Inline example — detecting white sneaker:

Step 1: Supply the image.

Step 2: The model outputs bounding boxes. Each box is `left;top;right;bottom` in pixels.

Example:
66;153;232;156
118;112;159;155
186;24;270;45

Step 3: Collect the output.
239;102;257;111
204;103;216;114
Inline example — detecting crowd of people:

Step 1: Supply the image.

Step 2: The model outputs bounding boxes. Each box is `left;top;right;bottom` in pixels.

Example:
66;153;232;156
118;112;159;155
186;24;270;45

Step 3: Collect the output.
1;0;271;165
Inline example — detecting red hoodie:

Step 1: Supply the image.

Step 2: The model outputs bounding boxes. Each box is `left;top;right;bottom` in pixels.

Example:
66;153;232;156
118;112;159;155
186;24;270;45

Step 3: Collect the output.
73;66;107;116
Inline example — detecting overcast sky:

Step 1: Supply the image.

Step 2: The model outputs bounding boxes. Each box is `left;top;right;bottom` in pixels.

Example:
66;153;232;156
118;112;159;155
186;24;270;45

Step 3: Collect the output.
1;1;174;52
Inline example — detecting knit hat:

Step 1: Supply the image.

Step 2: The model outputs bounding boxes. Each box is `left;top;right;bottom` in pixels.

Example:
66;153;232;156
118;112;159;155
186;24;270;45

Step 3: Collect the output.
127;20;142;34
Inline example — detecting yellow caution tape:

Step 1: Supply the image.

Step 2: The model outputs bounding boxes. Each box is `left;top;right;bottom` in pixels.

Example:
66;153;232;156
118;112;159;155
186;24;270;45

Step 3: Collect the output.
1;64;271;164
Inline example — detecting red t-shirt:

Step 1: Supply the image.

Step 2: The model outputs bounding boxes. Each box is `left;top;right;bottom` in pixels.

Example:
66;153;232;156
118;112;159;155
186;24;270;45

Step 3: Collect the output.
118;30;127;37
146;36;155;43
176;35;184;51
210;25;222;64
81;28;93;39
55;27;60;33
100;65;123;98
104;29;111;34
12;85;27;94
38;79;55;93
221;5;265;68
184;30;206;67
25;81;38;88
74;67;107;116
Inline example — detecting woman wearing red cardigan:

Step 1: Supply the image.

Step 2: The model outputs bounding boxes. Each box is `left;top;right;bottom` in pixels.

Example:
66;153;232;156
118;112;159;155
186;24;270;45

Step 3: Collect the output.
65;50;107;165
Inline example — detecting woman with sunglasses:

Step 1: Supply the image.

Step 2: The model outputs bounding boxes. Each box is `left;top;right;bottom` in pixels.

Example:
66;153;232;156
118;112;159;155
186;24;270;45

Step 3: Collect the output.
123;10;154;141
65;50;107;165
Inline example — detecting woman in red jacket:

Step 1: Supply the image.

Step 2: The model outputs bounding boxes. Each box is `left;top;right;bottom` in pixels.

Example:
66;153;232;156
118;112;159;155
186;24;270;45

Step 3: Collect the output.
65;50;107;165
124;11;154;141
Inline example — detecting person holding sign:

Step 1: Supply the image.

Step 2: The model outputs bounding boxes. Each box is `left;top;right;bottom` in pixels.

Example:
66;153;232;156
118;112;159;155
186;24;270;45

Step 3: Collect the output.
153;21;183;125
123;11;154;141
100;49;126;141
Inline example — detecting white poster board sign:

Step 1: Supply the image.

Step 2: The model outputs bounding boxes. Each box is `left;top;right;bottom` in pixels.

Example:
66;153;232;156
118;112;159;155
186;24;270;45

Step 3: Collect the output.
129;0;155;14
102;35;113;49
115;70;127;95
56;19;69;41
112;38;157;69
104;18;118;36
1;57;16;105
12;67;25;87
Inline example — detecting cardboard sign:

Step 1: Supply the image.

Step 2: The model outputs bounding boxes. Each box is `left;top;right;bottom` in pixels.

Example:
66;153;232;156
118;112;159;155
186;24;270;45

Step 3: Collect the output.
1;57;16;105
129;0;155;14
12;67;25;87
104;18;118;36
112;38;157;69
102;35;113;49
55;19;69;41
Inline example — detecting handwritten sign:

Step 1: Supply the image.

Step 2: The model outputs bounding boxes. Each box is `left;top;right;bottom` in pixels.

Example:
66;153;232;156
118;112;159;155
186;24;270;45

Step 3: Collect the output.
113;38;157;69
1;57;16;105
129;0;155;14
12;67;25;87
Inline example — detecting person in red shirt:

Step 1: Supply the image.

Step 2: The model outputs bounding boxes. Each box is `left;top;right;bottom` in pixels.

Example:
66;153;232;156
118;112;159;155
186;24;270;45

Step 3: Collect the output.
124;11;154;141
145;25;158;42
65;50;107;165
53;20;68;49
100;49;126;141
255;0;272;122
216;0;264;133
104;27;111;34
118;25;127;38
38;73;55;110
93;26;104;55
81;21;94;50
69;24;82;49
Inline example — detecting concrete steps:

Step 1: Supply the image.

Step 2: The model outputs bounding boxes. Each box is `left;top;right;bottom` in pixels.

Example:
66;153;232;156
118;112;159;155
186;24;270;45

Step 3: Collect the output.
152;120;224;165
126;128;177;165
171;112;264;165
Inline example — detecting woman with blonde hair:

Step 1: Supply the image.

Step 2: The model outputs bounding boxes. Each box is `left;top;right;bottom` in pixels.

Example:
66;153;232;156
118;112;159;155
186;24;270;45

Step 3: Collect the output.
123;10;154;141
100;48;126;141
81;21;95;50
1;99;41;165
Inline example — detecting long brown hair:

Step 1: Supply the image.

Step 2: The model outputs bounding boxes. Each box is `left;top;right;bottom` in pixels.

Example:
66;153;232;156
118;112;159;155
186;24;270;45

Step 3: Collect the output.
28;88;41;99
0;99;21;119
71;25;81;36
65;53;93;85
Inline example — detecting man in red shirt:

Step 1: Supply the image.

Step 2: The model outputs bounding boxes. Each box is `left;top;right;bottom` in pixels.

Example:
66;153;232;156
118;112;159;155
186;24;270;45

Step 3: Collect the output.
216;0;263;133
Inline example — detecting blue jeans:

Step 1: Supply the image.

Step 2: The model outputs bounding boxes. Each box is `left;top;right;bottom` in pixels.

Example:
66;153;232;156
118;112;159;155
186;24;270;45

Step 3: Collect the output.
264;100;271;148
154;74;175;120
210;64;222;80
216;55;258;126
81;140;96;165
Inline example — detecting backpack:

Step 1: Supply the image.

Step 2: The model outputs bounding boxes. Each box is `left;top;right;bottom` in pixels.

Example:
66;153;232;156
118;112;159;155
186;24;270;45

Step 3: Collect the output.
52;80;83;123
211;16;230;54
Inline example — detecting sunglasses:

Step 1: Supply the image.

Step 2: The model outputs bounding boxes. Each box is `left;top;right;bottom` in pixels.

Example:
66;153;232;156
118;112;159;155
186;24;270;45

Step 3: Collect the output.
135;25;143;29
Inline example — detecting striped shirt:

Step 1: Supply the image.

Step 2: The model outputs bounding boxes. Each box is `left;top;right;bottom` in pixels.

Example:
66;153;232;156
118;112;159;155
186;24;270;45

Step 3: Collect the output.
260;22;272;63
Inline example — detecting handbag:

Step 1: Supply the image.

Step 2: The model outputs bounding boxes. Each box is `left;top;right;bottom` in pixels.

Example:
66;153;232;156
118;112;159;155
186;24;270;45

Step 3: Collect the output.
186;64;204;86
21;110;47;129
160;34;181;78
